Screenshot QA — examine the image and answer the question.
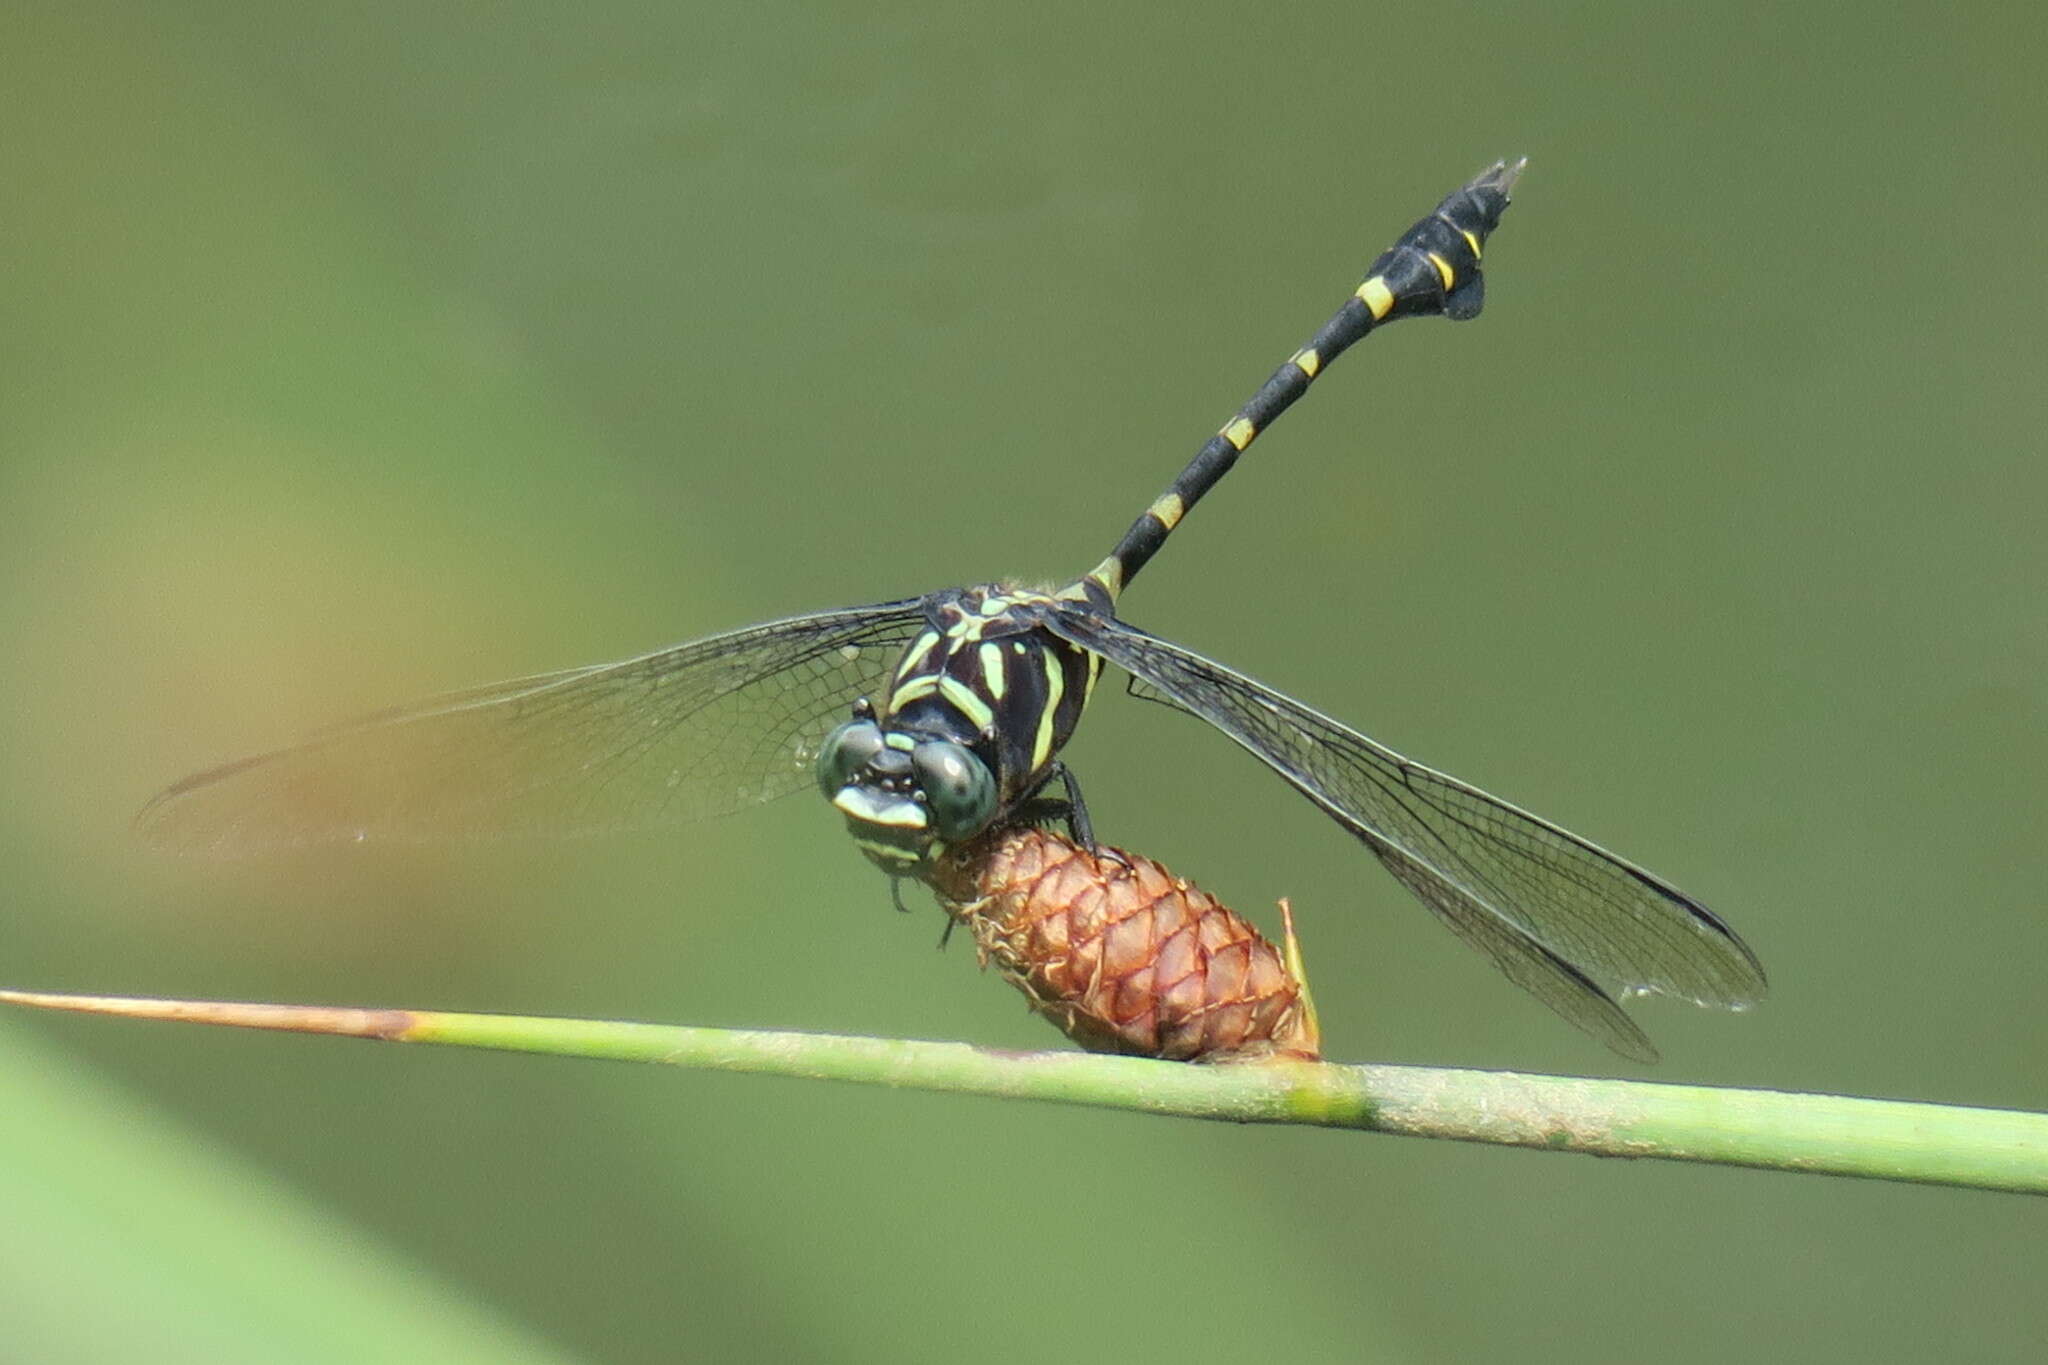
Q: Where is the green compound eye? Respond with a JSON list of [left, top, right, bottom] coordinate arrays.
[[911, 741, 996, 841], [816, 720, 884, 796]]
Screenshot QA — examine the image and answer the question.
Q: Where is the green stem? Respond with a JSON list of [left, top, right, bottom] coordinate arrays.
[[3, 989, 2040, 1195]]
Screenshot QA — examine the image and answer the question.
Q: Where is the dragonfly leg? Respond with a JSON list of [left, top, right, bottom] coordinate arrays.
[[1010, 762, 1093, 846], [1026, 763, 1134, 869]]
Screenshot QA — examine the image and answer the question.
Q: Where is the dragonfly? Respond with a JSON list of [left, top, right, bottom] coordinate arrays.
[[140, 160, 1765, 1061]]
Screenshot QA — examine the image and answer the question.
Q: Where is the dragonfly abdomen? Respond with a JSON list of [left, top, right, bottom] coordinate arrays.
[[1078, 158, 1524, 605]]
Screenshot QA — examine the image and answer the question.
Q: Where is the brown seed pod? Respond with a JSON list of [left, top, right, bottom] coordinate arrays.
[[926, 825, 1320, 1063]]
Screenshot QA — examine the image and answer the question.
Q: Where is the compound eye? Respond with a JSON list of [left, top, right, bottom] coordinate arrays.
[[911, 741, 997, 841], [816, 719, 885, 796]]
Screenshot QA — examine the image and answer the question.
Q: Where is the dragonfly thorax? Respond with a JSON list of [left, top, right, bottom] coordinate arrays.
[[816, 584, 1099, 873]]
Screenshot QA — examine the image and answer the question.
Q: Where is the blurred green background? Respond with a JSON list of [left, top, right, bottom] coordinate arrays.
[[4, 3, 2044, 1362]]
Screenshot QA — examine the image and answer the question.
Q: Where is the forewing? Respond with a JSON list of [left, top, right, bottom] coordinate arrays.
[[139, 599, 928, 855], [1048, 610, 1765, 1057]]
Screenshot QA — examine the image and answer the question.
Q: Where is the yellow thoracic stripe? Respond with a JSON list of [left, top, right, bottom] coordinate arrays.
[[896, 630, 941, 676], [945, 612, 987, 641], [1426, 251, 1455, 290], [1031, 658, 1066, 769], [938, 675, 994, 731], [1460, 228, 1482, 259], [1356, 276, 1395, 319], [888, 674, 938, 712], [978, 642, 1005, 700]]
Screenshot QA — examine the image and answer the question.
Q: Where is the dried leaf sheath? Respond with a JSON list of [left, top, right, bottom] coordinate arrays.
[[927, 827, 1320, 1062]]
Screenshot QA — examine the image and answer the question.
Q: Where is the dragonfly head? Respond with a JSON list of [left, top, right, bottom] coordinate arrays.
[[817, 712, 997, 874]]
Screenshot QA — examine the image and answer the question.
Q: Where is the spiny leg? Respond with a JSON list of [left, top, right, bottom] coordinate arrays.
[[1007, 760, 1104, 851]]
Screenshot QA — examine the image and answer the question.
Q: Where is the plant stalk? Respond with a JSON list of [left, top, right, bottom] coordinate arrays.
[[3, 989, 2040, 1196]]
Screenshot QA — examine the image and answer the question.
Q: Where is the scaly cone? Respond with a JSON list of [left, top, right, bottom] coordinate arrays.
[[928, 826, 1320, 1062]]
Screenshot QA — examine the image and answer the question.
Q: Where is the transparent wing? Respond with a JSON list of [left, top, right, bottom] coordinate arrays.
[[139, 599, 929, 855], [1048, 610, 1766, 1061]]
